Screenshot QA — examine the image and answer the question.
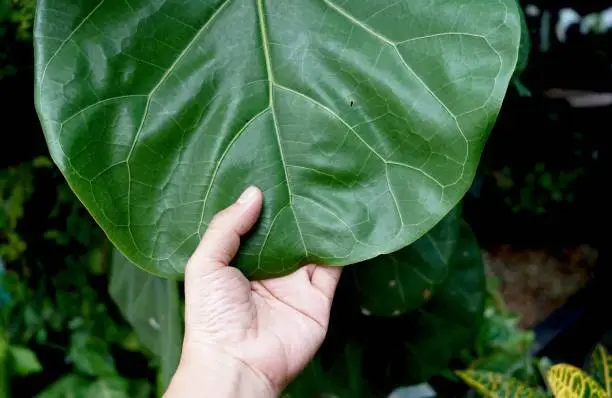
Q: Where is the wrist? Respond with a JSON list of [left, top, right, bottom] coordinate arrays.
[[165, 341, 277, 398]]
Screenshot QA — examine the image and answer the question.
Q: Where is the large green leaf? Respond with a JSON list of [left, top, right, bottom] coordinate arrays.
[[35, 0, 521, 278], [353, 206, 460, 316], [109, 250, 182, 388]]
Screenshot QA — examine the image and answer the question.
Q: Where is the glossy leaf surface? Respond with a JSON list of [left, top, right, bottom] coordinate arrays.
[[588, 345, 612, 396], [353, 206, 459, 316], [456, 370, 547, 398], [109, 250, 182, 388], [547, 364, 608, 398], [35, 0, 520, 278]]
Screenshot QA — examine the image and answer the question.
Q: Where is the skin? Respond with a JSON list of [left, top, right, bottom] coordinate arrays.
[[164, 186, 342, 397]]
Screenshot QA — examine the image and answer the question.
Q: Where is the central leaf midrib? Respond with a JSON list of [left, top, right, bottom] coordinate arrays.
[[255, 0, 308, 257]]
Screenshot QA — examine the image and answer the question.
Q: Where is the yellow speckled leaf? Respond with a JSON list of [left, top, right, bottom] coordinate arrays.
[[588, 345, 612, 396], [547, 364, 608, 398], [456, 370, 547, 398]]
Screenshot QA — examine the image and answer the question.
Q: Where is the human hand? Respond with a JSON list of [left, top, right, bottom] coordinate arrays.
[[165, 186, 342, 397]]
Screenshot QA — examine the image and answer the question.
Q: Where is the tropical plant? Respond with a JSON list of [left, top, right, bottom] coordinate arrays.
[[457, 344, 612, 398], [29, 0, 528, 395], [466, 275, 540, 382], [34, 0, 522, 277], [0, 158, 156, 397]]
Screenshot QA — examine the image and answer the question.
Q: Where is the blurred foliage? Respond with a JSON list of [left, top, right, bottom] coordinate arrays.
[[547, 363, 607, 398], [463, 1, 608, 248], [457, 345, 612, 397], [457, 370, 549, 398], [110, 251, 183, 390], [0, 159, 35, 262], [0, 0, 34, 40], [283, 257, 541, 397], [0, 157, 158, 396], [488, 161, 584, 215], [587, 345, 612, 395], [455, 275, 546, 390], [0, 0, 34, 77], [1, 3, 160, 394], [7, 0, 34, 41]]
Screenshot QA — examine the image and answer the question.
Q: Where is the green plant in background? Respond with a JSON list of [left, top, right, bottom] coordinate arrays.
[[457, 344, 612, 397], [466, 276, 541, 382], [0, 158, 158, 397], [0, 329, 42, 398], [5, 0, 34, 40], [0, 160, 35, 262], [110, 250, 182, 390], [285, 221, 487, 396], [0, 161, 39, 398], [492, 163, 584, 215], [0, 0, 35, 77], [29, 0, 526, 395]]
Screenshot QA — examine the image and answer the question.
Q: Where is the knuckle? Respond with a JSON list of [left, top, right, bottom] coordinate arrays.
[[211, 250, 233, 266], [208, 209, 230, 230]]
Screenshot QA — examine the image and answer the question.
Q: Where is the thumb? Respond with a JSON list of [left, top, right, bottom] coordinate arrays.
[[186, 186, 262, 277]]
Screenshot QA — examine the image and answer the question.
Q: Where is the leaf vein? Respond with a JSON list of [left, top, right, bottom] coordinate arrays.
[[60, 95, 147, 125], [38, 0, 106, 102], [197, 107, 270, 235], [123, 0, 231, 259], [256, 0, 308, 258], [322, 0, 472, 171]]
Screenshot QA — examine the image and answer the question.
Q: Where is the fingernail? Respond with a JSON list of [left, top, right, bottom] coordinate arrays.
[[237, 186, 259, 205]]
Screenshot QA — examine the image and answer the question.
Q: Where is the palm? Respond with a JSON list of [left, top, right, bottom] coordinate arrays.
[[185, 264, 340, 390]]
